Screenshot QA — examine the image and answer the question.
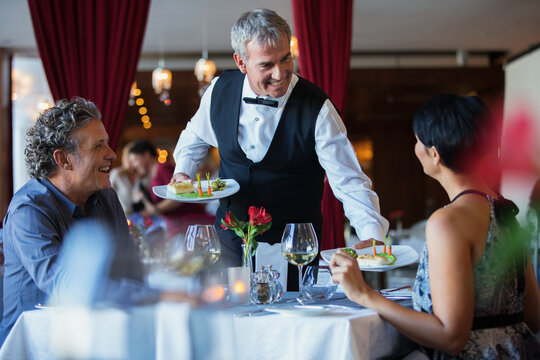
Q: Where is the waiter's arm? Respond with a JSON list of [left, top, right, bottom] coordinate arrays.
[[314, 100, 389, 241], [172, 78, 219, 182]]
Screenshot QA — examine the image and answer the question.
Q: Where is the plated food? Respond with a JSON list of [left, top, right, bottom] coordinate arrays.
[[356, 254, 393, 267], [341, 238, 396, 268], [153, 178, 240, 203], [320, 244, 419, 272]]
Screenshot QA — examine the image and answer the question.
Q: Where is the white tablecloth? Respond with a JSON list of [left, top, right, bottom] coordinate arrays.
[[0, 294, 412, 360]]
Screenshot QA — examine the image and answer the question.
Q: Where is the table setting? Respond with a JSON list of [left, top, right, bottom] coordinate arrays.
[[0, 184, 419, 360]]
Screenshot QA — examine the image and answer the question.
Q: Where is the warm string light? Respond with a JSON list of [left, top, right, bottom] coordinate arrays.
[[128, 81, 152, 130], [156, 148, 168, 163]]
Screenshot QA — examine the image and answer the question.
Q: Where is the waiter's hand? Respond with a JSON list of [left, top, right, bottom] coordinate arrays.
[[171, 172, 191, 183], [353, 239, 384, 249]]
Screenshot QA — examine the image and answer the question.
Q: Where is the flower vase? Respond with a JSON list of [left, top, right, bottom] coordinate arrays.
[[241, 243, 253, 272]]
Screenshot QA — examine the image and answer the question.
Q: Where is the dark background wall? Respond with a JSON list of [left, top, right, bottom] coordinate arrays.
[[120, 66, 504, 229]]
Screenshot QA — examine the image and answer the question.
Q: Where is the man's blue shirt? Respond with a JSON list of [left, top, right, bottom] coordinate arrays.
[[0, 178, 145, 345]]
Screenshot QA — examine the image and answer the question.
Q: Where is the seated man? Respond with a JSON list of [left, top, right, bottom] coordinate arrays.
[[0, 98, 190, 346]]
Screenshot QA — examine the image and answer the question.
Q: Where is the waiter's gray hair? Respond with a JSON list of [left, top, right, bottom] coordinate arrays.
[[25, 97, 101, 179], [231, 8, 291, 61]]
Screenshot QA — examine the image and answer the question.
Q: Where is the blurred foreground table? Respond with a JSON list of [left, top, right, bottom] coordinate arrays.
[[0, 292, 413, 360]]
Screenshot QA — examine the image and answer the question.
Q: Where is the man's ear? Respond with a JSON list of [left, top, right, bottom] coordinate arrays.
[[233, 53, 247, 74], [53, 149, 72, 170]]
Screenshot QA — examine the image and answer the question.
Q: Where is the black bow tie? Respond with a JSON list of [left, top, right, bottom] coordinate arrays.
[[243, 97, 279, 108]]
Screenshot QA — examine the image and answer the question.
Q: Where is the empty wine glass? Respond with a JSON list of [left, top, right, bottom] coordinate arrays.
[[280, 223, 318, 295], [184, 224, 221, 266]]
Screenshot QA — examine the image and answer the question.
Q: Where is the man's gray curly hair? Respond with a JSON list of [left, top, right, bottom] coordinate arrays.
[[231, 8, 291, 61], [25, 97, 101, 179]]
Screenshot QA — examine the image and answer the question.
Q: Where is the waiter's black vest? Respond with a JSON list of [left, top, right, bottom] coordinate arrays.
[[210, 70, 327, 245]]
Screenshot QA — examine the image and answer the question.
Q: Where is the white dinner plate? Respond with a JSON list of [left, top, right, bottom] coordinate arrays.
[[264, 305, 333, 317], [152, 179, 240, 203], [320, 245, 419, 272]]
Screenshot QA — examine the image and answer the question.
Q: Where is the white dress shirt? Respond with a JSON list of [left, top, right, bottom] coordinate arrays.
[[173, 73, 389, 241]]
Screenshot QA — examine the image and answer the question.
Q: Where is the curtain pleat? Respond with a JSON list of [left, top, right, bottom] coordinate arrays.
[[292, 0, 353, 251], [28, 0, 151, 150]]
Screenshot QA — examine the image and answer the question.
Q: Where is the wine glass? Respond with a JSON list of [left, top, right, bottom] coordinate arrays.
[[280, 223, 319, 295], [184, 224, 221, 265]]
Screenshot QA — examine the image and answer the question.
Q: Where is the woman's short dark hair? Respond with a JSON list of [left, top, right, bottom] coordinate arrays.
[[25, 98, 101, 178], [413, 93, 494, 172]]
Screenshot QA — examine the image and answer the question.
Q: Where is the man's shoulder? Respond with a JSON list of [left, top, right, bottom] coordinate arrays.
[[9, 178, 51, 210]]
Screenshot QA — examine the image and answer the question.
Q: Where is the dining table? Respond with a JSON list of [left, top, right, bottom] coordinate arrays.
[[0, 291, 415, 360]]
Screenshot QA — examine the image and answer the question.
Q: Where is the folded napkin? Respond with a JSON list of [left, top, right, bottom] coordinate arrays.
[[255, 242, 288, 291]]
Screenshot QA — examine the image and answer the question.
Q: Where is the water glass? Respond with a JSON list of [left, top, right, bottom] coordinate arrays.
[[301, 266, 338, 301]]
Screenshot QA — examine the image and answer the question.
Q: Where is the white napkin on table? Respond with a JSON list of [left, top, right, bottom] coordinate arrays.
[[255, 242, 288, 292]]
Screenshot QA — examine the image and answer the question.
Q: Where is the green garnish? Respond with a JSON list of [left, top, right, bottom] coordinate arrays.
[[342, 248, 358, 258], [211, 177, 227, 191], [380, 253, 396, 265]]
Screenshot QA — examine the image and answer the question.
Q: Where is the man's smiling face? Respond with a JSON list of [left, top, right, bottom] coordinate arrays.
[[234, 33, 294, 98]]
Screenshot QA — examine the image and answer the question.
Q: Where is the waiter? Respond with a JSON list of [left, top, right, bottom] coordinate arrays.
[[172, 8, 388, 289]]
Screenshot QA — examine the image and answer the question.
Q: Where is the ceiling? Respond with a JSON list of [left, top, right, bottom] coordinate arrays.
[[1, 0, 539, 65]]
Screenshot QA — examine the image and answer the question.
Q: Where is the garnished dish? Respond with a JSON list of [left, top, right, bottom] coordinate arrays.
[[153, 178, 240, 203], [341, 238, 396, 267], [320, 241, 418, 272], [167, 173, 226, 199]]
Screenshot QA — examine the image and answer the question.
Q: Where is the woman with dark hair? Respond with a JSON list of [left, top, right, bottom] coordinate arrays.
[[330, 94, 540, 358]]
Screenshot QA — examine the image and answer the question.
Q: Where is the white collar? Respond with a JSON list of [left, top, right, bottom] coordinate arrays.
[[242, 73, 299, 108]]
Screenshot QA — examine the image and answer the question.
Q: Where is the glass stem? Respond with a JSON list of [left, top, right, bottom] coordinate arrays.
[[298, 265, 303, 295]]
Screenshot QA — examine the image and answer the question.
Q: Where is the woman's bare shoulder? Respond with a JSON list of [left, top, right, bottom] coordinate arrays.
[[426, 197, 490, 246]]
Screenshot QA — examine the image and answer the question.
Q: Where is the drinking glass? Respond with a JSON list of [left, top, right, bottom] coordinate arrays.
[[280, 223, 318, 295], [184, 224, 221, 265], [302, 266, 338, 301]]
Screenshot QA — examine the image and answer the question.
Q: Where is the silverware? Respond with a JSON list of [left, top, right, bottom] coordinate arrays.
[[384, 296, 412, 300], [379, 285, 411, 294]]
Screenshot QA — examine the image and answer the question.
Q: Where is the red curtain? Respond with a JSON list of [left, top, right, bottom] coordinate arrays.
[[27, 0, 150, 150], [292, 0, 353, 251]]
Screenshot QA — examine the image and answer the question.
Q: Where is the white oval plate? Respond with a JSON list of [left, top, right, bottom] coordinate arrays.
[[320, 245, 419, 272], [152, 179, 240, 203]]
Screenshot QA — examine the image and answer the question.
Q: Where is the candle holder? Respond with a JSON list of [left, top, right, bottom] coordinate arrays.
[[228, 266, 251, 304]]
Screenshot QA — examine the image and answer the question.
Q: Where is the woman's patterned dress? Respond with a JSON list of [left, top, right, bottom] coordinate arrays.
[[412, 194, 540, 359]]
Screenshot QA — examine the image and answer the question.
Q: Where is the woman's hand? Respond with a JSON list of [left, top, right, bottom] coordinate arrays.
[[329, 249, 376, 306]]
